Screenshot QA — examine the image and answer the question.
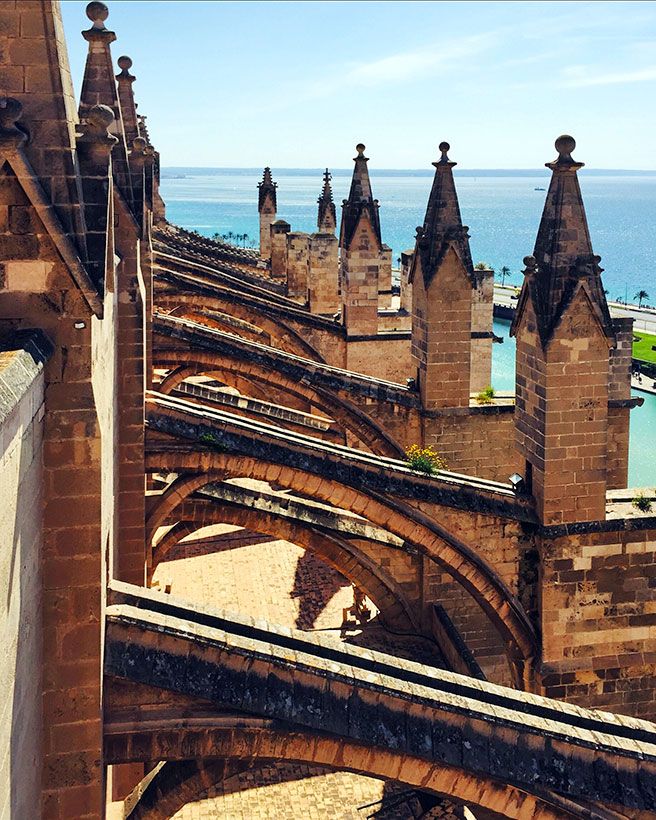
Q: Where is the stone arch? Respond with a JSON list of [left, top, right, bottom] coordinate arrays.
[[146, 473, 225, 546], [151, 349, 405, 458], [115, 722, 586, 820], [150, 495, 420, 632], [144, 448, 538, 686], [168, 306, 269, 345], [156, 291, 327, 362]]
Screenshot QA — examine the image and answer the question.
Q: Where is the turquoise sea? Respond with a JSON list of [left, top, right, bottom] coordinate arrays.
[[160, 168, 655, 487]]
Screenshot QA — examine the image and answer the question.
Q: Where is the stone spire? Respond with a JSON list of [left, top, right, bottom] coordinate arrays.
[[512, 135, 614, 347], [339, 143, 382, 250], [258, 166, 277, 213], [512, 136, 616, 526], [258, 167, 277, 259], [317, 168, 336, 233], [115, 54, 140, 146], [79, 1, 133, 205], [412, 141, 474, 286], [409, 142, 477, 409]]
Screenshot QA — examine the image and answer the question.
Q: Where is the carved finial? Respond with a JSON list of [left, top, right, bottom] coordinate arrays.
[[78, 104, 118, 156], [523, 255, 538, 274], [86, 1, 109, 29], [88, 104, 114, 131], [323, 167, 331, 184], [548, 134, 584, 170], [131, 136, 147, 155], [555, 134, 575, 160], [116, 55, 135, 82], [355, 143, 367, 160], [0, 97, 27, 147], [433, 140, 456, 169]]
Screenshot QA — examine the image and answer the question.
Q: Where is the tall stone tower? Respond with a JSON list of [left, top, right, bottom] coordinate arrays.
[[308, 169, 339, 314], [511, 136, 617, 525], [410, 142, 479, 409], [258, 166, 277, 259], [339, 143, 383, 336]]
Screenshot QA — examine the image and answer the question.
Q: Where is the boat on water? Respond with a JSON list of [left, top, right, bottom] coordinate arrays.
[[534, 186, 546, 191]]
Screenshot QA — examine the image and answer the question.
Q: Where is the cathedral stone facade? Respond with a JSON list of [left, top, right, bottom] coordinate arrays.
[[1, 3, 655, 819]]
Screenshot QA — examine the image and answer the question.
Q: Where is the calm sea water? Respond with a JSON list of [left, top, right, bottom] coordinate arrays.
[[160, 169, 655, 487]]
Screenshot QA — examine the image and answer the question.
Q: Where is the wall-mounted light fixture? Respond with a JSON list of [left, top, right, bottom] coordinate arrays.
[[509, 473, 524, 493]]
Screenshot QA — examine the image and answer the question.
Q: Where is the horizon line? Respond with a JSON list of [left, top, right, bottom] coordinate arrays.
[[161, 165, 656, 174]]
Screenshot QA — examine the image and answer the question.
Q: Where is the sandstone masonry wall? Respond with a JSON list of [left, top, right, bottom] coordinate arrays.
[[0, 343, 46, 820], [540, 524, 656, 720]]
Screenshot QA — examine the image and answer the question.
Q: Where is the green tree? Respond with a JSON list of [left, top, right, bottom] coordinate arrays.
[[499, 266, 511, 285], [634, 289, 650, 308]]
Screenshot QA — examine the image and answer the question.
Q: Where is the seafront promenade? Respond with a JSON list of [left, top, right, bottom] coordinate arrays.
[[493, 283, 656, 333]]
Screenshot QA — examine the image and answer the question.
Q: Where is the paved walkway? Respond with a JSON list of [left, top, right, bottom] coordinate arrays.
[[494, 285, 656, 334], [151, 525, 445, 819], [632, 374, 656, 396]]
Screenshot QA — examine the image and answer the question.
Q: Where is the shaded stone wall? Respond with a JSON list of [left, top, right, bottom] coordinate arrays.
[[0, 344, 45, 820]]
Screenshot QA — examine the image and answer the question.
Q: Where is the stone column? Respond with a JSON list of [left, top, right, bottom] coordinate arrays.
[[470, 266, 494, 394], [270, 219, 290, 280], [606, 316, 634, 489], [341, 221, 380, 336], [400, 250, 414, 313], [308, 232, 339, 315], [286, 231, 309, 302]]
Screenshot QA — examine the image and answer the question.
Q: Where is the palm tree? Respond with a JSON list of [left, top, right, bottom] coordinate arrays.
[[500, 266, 511, 286], [634, 289, 650, 308]]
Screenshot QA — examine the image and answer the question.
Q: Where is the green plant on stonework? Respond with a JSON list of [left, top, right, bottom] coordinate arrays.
[[474, 261, 491, 271], [632, 493, 653, 513], [405, 444, 447, 475], [475, 385, 495, 405], [199, 430, 226, 450]]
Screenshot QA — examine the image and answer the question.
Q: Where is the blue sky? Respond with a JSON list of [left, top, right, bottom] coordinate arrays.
[[60, 1, 656, 169]]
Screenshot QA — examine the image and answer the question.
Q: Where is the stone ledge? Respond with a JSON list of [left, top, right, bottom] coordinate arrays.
[[0, 328, 52, 427]]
